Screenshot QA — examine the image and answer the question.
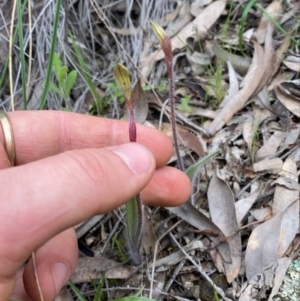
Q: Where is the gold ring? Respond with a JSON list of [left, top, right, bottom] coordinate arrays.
[[0, 111, 16, 166]]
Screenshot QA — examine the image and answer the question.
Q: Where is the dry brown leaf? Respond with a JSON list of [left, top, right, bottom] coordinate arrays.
[[124, 80, 148, 124], [252, 24, 275, 96], [272, 157, 299, 257], [71, 257, 132, 283], [250, 207, 272, 221], [165, 2, 193, 37], [274, 85, 300, 117], [207, 171, 242, 283], [245, 201, 298, 292], [220, 61, 239, 108], [161, 122, 205, 156], [283, 58, 300, 72], [253, 158, 283, 173], [235, 190, 260, 226], [255, 1, 282, 44], [255, 130, 285, 162], [167, 202, 232, 263], [140, 1, 226, 80], [267, 257, 292, 301], [270, 34, 291, 80], [208, 42, 265, 136]]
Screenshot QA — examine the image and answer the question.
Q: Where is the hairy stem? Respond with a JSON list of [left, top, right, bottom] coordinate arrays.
[[165, 59, 184, 171], [127, 106, 144, 265], [126, 194, 144, 265], [129, 108, 136, 142]]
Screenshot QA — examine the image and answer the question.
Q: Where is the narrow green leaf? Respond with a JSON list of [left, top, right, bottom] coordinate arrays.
[[185, 149, 221, 181], [69, 33, 103, 111], [93, 274, 105, 301], [126, 195, 143, 265], [65, 70, 77, 98], [49, 82, 64, 97], [58, 65, 68, 87], [238, 0, 257, 56], [52, 52, 62, 77], [68, 280, 89, 301]]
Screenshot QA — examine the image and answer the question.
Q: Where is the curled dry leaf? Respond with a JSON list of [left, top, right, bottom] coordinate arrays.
[[208, 42, 265, 136], [161, 122, 205, 156], [274, 85, 300, 117], [207, 171, 242, 283], [220, 60, 239, 107], [283, 56, 300, 72], [255, 130, 285, 162], [252, 24, 275, 96]]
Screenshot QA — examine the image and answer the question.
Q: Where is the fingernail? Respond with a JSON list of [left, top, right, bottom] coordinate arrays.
[[51, 262, 69, 293], [111, 143, 153, 174]]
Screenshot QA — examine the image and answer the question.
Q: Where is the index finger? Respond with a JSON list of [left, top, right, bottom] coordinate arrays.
[[2, 111, 173, 167]]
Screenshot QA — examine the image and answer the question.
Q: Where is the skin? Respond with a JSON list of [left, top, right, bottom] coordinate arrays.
[[0, 111, 191, 301]]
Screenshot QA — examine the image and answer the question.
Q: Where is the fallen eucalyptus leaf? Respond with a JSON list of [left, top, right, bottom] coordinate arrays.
[[207, 172, 242, 283]]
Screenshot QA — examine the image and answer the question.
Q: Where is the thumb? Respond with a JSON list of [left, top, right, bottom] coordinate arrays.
[[0, 143, 155, 285]]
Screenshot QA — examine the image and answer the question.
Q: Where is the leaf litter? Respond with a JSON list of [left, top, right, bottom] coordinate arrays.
[[1, 0, 299, 300]]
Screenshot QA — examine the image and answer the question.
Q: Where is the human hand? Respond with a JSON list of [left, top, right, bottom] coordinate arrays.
[[0, 111, 191, 301]]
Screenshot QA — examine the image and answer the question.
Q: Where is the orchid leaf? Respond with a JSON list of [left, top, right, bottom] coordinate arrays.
[[186, 149, 221, 181]]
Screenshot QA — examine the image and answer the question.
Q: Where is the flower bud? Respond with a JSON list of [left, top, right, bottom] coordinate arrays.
[[114, 63, 132, 100], [150, 20, 173, 62]]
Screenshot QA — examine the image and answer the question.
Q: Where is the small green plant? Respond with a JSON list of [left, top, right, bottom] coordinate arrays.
[[69, 276, 105, 301], [49, 52, 77, 109], [178, 95, 192, 113], [111, 234, 128, 263]]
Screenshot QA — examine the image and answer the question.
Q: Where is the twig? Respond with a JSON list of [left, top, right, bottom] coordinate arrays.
[[169, 233, 233, 301], [32, 251, 45, 301], [149, 220, 183, 299]]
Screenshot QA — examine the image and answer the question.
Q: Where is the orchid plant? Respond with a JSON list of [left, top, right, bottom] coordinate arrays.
[[114, 21, 185, 265], [114, 64, 144, 265]]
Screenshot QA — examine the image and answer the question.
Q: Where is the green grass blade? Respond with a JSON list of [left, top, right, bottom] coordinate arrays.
[[68, 280, 89, 301], [93, 274, 105, 301], [17, 0, 27, 109], [238, 0, 257, 56], [69, 33, 103, 111], [39, 0, 62, 109], [255, 3, 300, 47], [0, 0, 27, 105]]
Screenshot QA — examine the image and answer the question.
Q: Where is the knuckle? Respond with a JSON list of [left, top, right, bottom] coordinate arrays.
[[64, 149, 110, 188]]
